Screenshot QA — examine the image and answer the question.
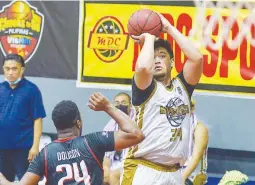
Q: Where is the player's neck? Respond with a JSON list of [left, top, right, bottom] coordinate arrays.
[[158, 77, 171, 87], [57, 128, 77, 139]]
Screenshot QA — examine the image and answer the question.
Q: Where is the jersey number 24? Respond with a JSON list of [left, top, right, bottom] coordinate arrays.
[[56, 160, 91, 185]]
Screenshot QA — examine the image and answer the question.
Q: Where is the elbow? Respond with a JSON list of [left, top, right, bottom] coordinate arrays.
[[135, 65, 151, 74], [135, 58, 153, 74], [139, 132, 145, 142], [135, 130, 145, 143]]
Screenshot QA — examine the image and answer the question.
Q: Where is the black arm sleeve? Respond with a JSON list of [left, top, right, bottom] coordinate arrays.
[[177, 71, 196, 98], [27, 150, 44, 177], [85, 131, 115, 162], [132, 77, 155, 106]]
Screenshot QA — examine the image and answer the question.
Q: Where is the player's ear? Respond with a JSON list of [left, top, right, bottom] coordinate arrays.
[[76, 119, 82, 129], [20, 66, 25, 76]]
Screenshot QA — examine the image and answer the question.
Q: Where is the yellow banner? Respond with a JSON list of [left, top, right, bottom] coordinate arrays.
[[78, 2, 255, 94]]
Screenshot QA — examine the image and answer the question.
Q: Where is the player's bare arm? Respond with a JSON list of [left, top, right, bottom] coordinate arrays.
[[182, 122, 208, 181], [88, 92, 145, 151], [158, 13, 203, 85], [0, 172, 40, 185], [131, 33, 156, 90]]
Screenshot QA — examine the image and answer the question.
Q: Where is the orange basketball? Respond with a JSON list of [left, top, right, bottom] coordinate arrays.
[[128, 9, 162, 37]]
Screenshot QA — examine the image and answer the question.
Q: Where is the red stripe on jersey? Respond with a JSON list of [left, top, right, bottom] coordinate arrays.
[[54, 136, 76, 143], [44, 147, 48, 183], [84, 138, 103, 170]]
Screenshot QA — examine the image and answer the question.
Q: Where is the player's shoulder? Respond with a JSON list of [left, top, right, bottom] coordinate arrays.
[[0, 81, 7, 92], [0, 81, 6, 87], [84, 132, 114, 147], [84, 131, 109, 139]]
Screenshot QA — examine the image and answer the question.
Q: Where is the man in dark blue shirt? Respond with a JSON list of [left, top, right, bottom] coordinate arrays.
[[0, 92, 144, 185], [0, 54, 46, 181]]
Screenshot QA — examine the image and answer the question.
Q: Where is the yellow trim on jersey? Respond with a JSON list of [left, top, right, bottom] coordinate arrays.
[[137, 106, 145, 129], [121, 158, 180, 185], [176, 77, 192, 107], [200, 146, 208, 173], [195, 122, 208, 174], [127, 82, 157, 158], [127, 158, 180, 172], [200, 154, 204, 172], [166, 80, 174, 92], [128, 105, 145, 158], [121, 159, 139, 185]]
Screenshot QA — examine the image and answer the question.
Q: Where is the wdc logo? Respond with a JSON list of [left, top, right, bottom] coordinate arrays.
[[160, 97, 189, 127]]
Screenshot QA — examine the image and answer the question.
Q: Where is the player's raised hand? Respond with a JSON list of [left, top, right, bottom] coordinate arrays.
[[131, 33, 156, 44], [87, 92, 112, 111], [157, 13, 171, 33]]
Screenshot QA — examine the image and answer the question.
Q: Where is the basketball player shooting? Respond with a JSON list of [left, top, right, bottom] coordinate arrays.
[[0, 93, 144, 185], [121, 12, 203, 185]]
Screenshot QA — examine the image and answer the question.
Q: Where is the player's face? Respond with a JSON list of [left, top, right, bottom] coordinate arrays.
[[153, 47, 171, 80], [114, 95, 131, 115], [3, 60, 24, 82]]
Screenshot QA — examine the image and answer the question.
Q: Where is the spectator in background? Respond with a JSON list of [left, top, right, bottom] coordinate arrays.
[[103, 92, 135, 185], [39, 134, 52, 152], [0, 54, 46, 181]]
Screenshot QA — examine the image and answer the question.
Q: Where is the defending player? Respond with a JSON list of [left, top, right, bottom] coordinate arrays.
[[121, 12, 203, 185], [0, 92, 144, 185]]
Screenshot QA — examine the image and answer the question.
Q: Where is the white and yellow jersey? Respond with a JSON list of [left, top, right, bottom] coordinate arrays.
[[127, 77, 192, 166]]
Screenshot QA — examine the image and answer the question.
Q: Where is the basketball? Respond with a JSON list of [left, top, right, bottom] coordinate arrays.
[[128, 9, 162, 37], [7, 1, 32, 21]]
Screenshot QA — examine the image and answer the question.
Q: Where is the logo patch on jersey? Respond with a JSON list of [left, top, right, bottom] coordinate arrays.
[[102, 131, 109, 138], [160, 97, 189, 127], [177, 87, 182, 95]]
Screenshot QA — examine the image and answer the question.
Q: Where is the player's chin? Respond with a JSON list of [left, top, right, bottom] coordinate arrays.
[[153, 71, 166, 80]]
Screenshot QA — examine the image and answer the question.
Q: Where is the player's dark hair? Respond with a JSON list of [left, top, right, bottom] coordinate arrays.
[[154, 39, 174, 59], [52, 100, 81, 130], [2, 54, 25, 67], [114, 92, 131, 103]]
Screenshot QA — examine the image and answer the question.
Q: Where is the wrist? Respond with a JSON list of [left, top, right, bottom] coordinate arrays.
[[145, 34, 156, 41], [105, 103, 116, 113], [165, 24, 173, 34], [32, 143, 39, 149]]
